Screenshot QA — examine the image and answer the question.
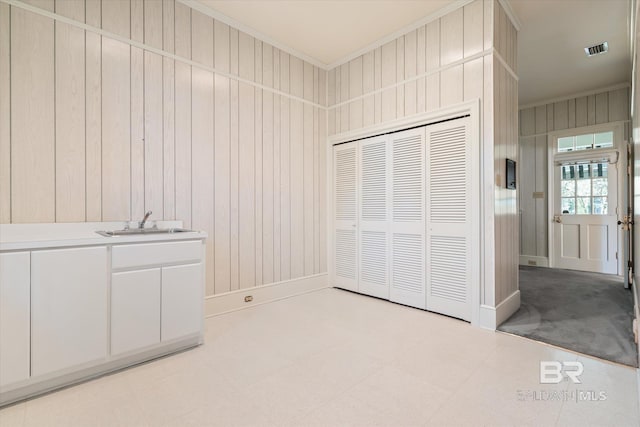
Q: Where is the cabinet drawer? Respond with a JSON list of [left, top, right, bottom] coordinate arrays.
[[112, 240, 202, 269]]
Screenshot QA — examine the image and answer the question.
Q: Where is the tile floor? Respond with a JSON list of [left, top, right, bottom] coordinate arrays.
[[1, 288, 639, 426]]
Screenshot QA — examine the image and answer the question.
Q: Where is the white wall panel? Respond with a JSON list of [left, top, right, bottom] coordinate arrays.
[[11, 6, 55, 223], [55, 1, 85, 222]]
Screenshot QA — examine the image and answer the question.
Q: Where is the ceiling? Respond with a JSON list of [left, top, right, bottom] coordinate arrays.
[[194, 0, 632, 106], [511, 0, 630, 106], [196, 0, 453, 66]]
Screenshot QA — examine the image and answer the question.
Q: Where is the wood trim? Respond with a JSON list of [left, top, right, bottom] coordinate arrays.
[[204, 273, 328, 316], [478, 289, 520, 330], [519, 255, 549, 267], [329, 48, 496, 110]]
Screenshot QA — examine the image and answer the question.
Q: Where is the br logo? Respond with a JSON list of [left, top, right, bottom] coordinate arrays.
[[540, 361, 584, 384]]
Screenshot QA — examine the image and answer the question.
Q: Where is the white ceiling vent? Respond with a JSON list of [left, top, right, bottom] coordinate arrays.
[[584, 42, 608, 57]]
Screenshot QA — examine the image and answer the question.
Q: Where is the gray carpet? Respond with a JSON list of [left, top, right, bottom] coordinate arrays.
[[499, 266, 638, 367]]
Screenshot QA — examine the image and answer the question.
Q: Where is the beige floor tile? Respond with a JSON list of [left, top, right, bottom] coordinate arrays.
[[0, 401, 26, 427], [345, 365, 453, 425], [241, 342, 383, 422], [2, 288, 638, 427]]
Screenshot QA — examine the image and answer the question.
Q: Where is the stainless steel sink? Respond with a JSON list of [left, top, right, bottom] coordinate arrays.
[[95, 228, 194, 237]]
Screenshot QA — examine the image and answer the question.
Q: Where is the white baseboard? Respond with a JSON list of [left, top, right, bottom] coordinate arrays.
[[204, 273, 329, 317], [478, 290, 521, 330], [519, 255, 549, 267]]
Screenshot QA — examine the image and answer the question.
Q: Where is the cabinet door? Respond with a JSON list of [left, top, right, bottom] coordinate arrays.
[[0, 252, 30, 388], [111, 269, 161, 356], [31, 247, 108, 377], [161, 263, 202, 342]]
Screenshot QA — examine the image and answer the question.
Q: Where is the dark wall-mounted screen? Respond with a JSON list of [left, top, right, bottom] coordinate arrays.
[[506, 159, 516, 189]]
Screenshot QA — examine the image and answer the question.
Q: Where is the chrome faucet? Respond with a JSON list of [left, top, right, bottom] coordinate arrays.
[[139, 210, 152, 229]]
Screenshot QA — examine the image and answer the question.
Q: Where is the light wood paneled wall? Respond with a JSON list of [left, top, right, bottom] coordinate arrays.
[[327, 0, 492, 136], [0, 0, 327, 298], [518, 86, 630, 260]]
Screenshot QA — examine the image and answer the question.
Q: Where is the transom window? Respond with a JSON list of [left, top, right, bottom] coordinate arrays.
[[557, 131, 613, 152], [560, 163, 608, 215]]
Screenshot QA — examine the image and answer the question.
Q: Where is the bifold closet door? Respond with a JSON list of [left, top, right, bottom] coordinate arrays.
[[426, 117, 474, 321], [333, 143, 358, 291], [358, 136, 389, 299], [389, 127, 426, 309]]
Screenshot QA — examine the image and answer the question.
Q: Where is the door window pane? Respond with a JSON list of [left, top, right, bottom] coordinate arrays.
[[562, 198, 576, 214], [576, 197, 592, 214], [592, 178, 608, 196], [593, 197, 608, 214], [558, 162, 609, 215], [558, 137, 574, 152], [594, 131, 614, 148], [557, 131, 614, 151], [576, 179, 591, 197], [561, 180, 575, 197], [576, 134, 593, 150]]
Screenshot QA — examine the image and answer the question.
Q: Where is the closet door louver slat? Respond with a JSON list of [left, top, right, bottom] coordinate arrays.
[[426, 119, 473, 321], [333, 145, 358, 291], [389, 127, 426, 309], [358, 136, 390, 299]]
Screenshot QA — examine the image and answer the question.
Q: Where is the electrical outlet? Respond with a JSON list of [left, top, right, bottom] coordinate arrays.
[[244, 295, 253, 303]]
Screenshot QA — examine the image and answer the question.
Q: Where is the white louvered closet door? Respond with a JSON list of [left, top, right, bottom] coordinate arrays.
[[389, 127, 426, 309], [358, 136, 390, 299], [426, 117, 475, 321], [334, 143, 358, 291]]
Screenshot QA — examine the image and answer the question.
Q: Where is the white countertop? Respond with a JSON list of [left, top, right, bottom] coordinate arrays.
[[0, 222, 207, 251]]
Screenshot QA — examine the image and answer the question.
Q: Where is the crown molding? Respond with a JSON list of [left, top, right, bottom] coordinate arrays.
[[178, 0, 329, 69], [326, 0, 475, 70], [498, 0, 522, 32]]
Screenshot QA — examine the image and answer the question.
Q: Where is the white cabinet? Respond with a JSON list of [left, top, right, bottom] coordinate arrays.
[[0, 252, 30, 388], [110, 262, 203, 351], [31, 247, 108, 377], [0, 225, 206, 407], [111, 269, 161, 356], [161, 263, 203, 342]]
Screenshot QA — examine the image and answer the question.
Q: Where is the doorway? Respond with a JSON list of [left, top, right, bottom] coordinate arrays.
[[502, 122, 637, 366], [549, 124, 625, 275]]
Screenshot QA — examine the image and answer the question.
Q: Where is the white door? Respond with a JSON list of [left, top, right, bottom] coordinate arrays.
[[358, 135, 390, 299], [426, 117, 474, 321], [334, 143, 358, 291], [389, 127, 426, 309], [553, 161, 618, 274]]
